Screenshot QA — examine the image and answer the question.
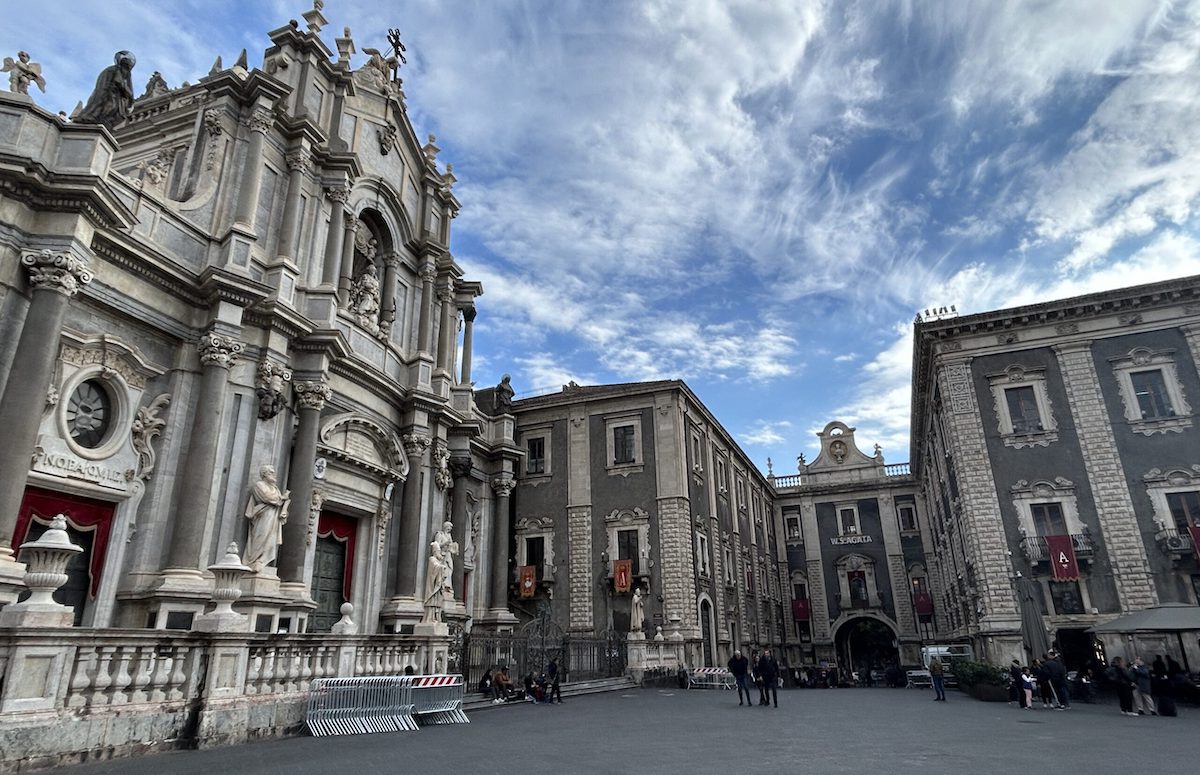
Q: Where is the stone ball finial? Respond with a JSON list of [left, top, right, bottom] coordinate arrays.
[[340, 602, 354, 617]]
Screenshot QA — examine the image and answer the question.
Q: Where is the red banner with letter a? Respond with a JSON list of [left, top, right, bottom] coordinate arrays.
[[1189, 525, 1200, 562], [613, 559, 632, 593], [913, 591, 934, 616], [1045, 534, 1080, 581], [519, 565, 537, 598], [792, 598, 810, 621]]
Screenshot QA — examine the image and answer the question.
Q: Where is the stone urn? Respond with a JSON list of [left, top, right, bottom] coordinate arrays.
[[195, 542, 251, 632], [0, 514, 83, 627]]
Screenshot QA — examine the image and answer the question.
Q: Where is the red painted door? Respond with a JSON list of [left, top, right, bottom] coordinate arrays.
[[15, 487, 116, 626]]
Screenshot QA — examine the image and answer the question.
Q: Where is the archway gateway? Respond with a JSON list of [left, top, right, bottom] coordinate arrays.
[[834, 616, 899, 684]]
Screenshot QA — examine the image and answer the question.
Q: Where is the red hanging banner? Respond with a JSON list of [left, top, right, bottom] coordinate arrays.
[[614, 559, 632, 593], [518, 565, 537, 598], [1045, 534, 1080, 581], [1188, 525, 1200, 562], [913, 591, 935, 616], [792, 598, 810, 621]]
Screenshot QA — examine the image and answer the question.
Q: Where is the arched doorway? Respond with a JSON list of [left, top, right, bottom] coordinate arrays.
[[834, 617, 899, 685]]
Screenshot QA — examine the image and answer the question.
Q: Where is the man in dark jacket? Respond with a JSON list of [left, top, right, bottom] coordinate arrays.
[[728, 650, 753, 707], [1042, 650, 1070, 709], [757, 648, 780, 707]]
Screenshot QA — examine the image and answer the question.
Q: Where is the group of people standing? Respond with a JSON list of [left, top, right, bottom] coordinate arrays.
[[727, 648, 781, 707], [1009, 650, 1072, 710], [1105, 654, 1185, 717]]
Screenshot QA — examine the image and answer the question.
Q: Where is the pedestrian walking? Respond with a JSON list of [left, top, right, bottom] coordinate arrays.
[[728, 649, 754, 707], [1151, 655, 1175, 717], [1107, 657, 1136, 716], [928, 656, 947, 701], [1130, 656, 1156, 715], [547, 658, 563, 704], [1032, 660, 1053, 708], [757, 648, 780, 708], [1044, 650, 1070, 709]]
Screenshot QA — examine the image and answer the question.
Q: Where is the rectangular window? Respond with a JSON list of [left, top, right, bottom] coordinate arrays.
[[716, 458, 727, 492], [1131, 369, 1174, 418], [1167, 490, 1200, 531], [618, 528, 639, 575], [696, 533, 710, 577], [525, 536, 545, 580], [1031, 502, 1067, 536], [898, 503, 918, 532], [839, 507, 859, 535], [723, 547, 733, 584], [797, 619, 811, 642], [526, 437, 545, 474], [793, 582, 808, 601], [613, 425, 636, 465], [1004, 385, 1042, 433], [691, 434, 704, 471], [786, 516, 801, 541], [1049, 581, 1084, 615]]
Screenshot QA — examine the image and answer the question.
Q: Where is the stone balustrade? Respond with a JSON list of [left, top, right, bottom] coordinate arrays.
[[0, 627, 454, 770]]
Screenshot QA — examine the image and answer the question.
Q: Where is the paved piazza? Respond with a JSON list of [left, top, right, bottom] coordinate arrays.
[[52, 688, 1194, 775]]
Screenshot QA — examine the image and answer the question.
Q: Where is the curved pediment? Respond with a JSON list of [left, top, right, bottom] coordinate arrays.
[[318, 413, 408, 482]]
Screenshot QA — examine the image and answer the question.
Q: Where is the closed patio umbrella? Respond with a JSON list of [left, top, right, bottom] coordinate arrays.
[[1017, 573, 1050, 662]]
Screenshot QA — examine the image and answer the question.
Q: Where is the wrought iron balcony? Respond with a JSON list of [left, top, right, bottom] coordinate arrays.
[[1019, 532, 1094, 564]]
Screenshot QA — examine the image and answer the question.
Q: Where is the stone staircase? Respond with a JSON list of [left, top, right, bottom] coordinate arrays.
[[463, 675, 638, 712]]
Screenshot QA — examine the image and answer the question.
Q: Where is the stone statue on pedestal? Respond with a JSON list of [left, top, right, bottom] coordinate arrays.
[[422, 543, 448, 623], [630, 587, 645, 633], [495, 374, 515, 413], [242, 465, 290, 573], [2, 51, 45, 95], [76, 51, 136, 129]]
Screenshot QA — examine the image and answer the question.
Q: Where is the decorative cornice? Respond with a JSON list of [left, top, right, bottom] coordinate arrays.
[[294, 379, 332, 411], [198, 332, 243, 369], [21, 250, 94, 296]]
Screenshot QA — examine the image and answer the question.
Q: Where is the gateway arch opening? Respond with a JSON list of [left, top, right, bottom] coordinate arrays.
[[835, 617, 899, 685]]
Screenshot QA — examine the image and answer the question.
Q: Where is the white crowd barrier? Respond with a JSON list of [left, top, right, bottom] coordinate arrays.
[[689, 667, 736, 690], [306, 674, 466, 736]]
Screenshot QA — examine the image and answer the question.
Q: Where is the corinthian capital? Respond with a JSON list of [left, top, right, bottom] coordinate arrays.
[[246, 108, 274, 135], [448, 455, 473, 480], [418, 266, 438, 284], [294, 379, 332, 411], [198, 332, 244, 369], [326, 186, 351, 204], [285, 149, 311, 173], [402, 433, 431, 457], [491, 475, 516, 498], [21, 250, 94, 297]]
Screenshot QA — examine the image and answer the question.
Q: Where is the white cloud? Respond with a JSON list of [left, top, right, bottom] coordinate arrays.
[[740, 419, 794, 447]]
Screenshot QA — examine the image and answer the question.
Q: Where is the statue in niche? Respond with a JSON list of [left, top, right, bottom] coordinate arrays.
[[76, 51, 136, 129], [495, 374, 515, 413], [242, 464, 290, 573], [422, 527, 456, 623], [349, 271, 381, 333], [431, 520, 458, 591], [3, 51, 45, 95]]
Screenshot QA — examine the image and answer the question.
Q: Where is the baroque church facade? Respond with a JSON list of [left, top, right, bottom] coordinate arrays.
[[0, 4, 520, 638]]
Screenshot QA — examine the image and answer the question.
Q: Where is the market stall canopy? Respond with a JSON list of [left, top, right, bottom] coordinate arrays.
[[1090, 603, 1200, 633]]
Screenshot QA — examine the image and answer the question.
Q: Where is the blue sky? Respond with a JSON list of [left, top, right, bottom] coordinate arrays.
[[7, 0, 1200, 472]]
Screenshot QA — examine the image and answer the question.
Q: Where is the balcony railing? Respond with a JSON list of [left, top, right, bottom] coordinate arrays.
[[1019, 532, 1095, 564], [884, 463, 911, 477]]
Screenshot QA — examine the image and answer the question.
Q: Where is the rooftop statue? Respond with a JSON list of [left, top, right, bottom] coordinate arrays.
[[2, 51, 45, 95], [76, 51, 136, 129]]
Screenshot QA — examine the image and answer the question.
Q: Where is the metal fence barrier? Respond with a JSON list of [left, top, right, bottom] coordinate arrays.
[[306, 674, 467, 737], [410, 674, 469, 725], [689, 667, 735, 690]]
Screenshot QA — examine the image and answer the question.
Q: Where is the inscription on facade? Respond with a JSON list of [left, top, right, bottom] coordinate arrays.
[[33, 449, 130, 488], [829, 534, 874, 546]]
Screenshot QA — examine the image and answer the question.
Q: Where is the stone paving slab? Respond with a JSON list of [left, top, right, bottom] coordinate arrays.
[[49, 688, 1195, 775]]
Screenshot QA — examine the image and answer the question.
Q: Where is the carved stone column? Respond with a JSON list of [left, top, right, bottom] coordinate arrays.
[[320, 187, 350, 287], [0, 251, 93, 564], [379, 253, 401, 336], [165, 331, 244, 572], [435, 285, 456, 372], [233, 107, 273, 229], [337, 218, 359, 307], [448, 455, 473, 596], [274, 149, 310, 263], [395, 433, 431, 598], [460, 306, 476, 384], [489, 476, 515, 611], [416, 264, 436, 354], [278, 379, 331, 583]]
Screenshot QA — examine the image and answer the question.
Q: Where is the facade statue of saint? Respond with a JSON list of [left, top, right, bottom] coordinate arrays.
[[2, 51, 45, 95], [432, 520, 458, 590], [422, 543, 448, 622], [495, 374, 515, 413], [630, 587, 645, 633], [76, 51, 136, 129], [242, 464, 290, 573], [349, 271, 381, 332]]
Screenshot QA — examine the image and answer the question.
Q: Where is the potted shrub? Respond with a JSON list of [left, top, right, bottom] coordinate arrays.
[[953, 661, 1010, 702]]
